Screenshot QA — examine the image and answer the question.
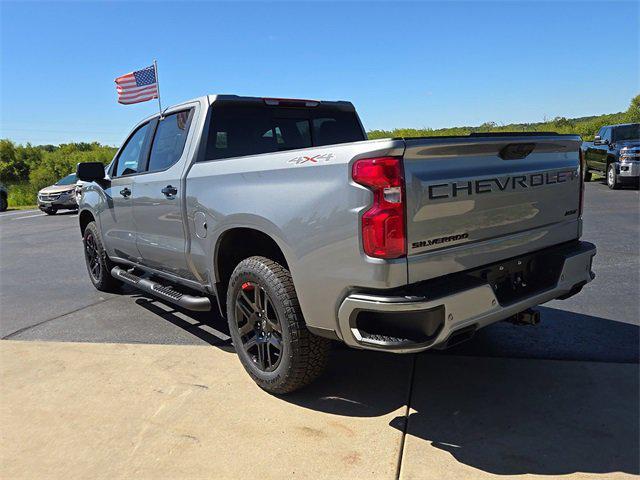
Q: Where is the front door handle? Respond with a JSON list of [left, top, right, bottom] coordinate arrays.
[[119, 187, 131, 198], [161, 185, 178, 198]]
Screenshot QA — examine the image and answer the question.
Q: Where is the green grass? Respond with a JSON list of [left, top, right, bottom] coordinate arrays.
[[3, 204, 38, 211]]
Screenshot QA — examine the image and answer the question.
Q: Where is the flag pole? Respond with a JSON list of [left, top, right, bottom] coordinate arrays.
[[154, 59, 162, 115]]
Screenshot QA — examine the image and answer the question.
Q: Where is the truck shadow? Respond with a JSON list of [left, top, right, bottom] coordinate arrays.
[[283, 307, 639, 477], [132, 296, 235, 353]]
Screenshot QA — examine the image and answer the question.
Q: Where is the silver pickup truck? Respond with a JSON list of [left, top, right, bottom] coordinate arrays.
[[77, 95, 596, 393]]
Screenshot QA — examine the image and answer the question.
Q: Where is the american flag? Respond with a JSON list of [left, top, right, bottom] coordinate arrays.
[[115, 65, 158, 104]]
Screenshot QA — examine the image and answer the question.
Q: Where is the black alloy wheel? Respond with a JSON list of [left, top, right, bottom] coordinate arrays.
[[234, 281, 283, 372], [82, 221, 121, 292], [84, 231, 102, 283], [226, 256, 330, 394]]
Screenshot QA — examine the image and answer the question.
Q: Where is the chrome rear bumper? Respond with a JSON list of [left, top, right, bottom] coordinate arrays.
[[337, 241, 596, 353]]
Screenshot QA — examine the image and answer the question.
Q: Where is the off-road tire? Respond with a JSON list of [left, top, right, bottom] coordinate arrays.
[[226, 256, 331, 394], [83, 221, 121, 292], [44, 208, 57, 215], [0, 195, 7, 212], [607, 164, 620, 190]]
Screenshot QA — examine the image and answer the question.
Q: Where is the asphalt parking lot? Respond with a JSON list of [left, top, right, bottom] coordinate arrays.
[[1, 181, 638, 479]]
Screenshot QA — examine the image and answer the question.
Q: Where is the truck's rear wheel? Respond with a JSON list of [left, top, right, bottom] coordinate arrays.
[[226, 256, 330, 394], [83, 221, 121, 292]]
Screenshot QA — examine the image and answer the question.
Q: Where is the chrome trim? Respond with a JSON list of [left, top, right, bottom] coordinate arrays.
[[337, 242, 596, 353]]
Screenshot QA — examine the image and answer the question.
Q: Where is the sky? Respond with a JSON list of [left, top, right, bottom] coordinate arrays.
[[1, 1, 638, 146]]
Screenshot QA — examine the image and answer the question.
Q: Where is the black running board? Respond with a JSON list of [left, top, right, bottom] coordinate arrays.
[[111, 266, 211, 312]]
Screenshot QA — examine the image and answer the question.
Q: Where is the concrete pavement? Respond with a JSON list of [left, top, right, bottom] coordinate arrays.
[[2, 340, 409, 480], [2, 340, 637, 479]]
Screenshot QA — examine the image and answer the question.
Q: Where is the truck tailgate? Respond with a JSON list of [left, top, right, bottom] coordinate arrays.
[[402, 135, 582, 283]]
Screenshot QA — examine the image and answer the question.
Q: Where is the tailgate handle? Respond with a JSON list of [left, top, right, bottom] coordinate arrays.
[[499, 143, 535, 160]]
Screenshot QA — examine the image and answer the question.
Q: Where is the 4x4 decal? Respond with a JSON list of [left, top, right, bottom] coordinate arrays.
[[288, 153, 335, 165]]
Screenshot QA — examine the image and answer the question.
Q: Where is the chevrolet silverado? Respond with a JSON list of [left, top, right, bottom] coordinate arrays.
[[76, 95, 596, 393]]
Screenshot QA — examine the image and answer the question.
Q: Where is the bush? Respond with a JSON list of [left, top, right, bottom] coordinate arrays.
[[6, 182, 39, 207]]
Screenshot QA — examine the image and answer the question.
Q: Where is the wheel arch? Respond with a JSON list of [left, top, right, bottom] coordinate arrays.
[[213, 226, 291, 317], [79, 209, 95, 236]]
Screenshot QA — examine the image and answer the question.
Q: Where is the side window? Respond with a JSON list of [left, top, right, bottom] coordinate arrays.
[[597, 127, 605, 139], [114, 123, 150, 177], [602, 128, 612, 142], [146, 109, 194, 172]]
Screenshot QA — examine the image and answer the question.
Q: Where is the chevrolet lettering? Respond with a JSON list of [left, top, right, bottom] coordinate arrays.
[[427, 169, 578, 200]]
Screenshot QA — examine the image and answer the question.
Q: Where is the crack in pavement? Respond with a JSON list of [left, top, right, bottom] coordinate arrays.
[[2, 296, 118, 340], [395, 354, 417, 480]]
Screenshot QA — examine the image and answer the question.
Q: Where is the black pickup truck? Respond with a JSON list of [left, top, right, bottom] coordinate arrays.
[[583, 123, 640, 189]]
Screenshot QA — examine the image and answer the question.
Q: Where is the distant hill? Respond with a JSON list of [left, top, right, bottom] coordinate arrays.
[[368, 95, 639, 141]]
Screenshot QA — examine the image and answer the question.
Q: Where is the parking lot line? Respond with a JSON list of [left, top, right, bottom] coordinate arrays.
[[12, 213, 46, 220], [0, 209, 38, 217]]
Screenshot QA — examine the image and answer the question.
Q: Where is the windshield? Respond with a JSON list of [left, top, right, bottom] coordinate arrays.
[[56, 174, 77, 185], [613, 124, 640, 142]]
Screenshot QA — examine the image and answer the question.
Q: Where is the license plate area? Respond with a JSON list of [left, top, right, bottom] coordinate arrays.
[[473, 252, 564, 305]]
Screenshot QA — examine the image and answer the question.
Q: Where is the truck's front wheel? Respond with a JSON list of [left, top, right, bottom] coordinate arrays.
[[607, 164, 621, 190], [226, 256, 330, 394], [83, 221, 121, 292]]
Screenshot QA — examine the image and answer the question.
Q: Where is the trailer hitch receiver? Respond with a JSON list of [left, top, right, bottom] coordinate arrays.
[[506, 308, 540, 326]]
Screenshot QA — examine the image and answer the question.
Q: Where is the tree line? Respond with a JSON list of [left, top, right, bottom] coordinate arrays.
[[368, 94, 639, 140], [0, 141, 117, 206], [1, 94, 638, 207]]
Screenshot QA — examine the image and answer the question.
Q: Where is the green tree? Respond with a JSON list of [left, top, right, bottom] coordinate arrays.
[[0, 139, 29, 182], [627, 94, 640, 123]]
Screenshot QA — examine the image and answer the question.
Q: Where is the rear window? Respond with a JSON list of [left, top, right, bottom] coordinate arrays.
[[205, 105, 364, 160]]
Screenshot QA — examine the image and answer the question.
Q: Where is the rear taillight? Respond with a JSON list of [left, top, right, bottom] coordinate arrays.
[[579, 148, 585, 217], [352, 157, 406, 259]]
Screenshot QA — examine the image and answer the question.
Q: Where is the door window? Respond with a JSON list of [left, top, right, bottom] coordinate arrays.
[[113, 123, 150, 177], [146, 109, 194, 172], [602, 128, 612, 143]]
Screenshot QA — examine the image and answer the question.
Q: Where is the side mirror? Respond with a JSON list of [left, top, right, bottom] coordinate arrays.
[[77, 162, 106, 182], [593, 135, 602, 145]]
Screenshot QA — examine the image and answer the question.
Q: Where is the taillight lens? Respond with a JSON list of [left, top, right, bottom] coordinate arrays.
[[352, 157, 406, 259], [579, 148, 585, 217]]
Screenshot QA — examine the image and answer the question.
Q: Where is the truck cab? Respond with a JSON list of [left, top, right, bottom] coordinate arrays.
[[584, 123, 640, 189]]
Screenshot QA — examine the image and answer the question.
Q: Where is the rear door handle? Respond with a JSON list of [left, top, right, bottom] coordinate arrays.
[[161, 185, 178, 198], [119, 187, 131, 198]]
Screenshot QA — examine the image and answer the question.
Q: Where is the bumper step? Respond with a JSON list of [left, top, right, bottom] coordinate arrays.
[[111, 266, 211, 312]]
